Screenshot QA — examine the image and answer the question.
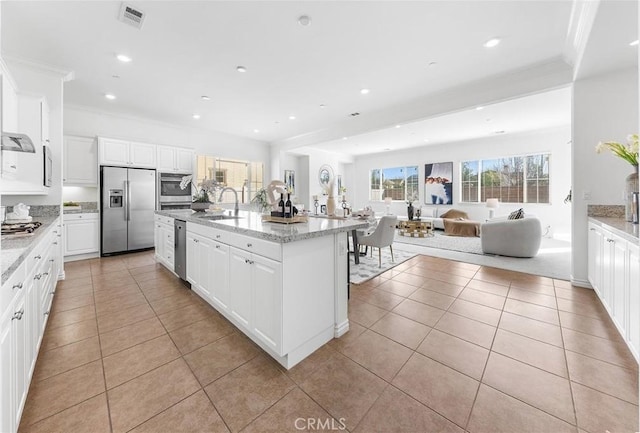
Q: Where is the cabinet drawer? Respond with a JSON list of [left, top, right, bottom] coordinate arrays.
[[154, 215, 174, 226], [1, 261, 26, 314], [188, 223, 232, 244], [225, 232, 282, 261], [64, 213, 99, 222]]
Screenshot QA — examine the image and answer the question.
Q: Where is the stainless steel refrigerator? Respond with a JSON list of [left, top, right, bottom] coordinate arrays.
[[101, 166, 156, 255]]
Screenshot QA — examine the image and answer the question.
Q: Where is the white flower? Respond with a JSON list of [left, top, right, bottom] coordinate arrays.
[[180, 175, 193, 190]]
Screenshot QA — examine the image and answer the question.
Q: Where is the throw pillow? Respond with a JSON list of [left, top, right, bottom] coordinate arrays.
[[508, 208, 525, 220], [440, 209, 469, 219]]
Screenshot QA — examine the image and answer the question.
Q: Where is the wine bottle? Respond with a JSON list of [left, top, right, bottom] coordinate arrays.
[[284, 193, 292, 218], [278, 193, 285, 217]]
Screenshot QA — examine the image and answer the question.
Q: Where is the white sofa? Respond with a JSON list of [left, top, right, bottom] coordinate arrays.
[[415, 207, 446, 230], [480, 215, 542, 258]]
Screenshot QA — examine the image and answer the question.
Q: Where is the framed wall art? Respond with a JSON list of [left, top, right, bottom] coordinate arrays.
[[424, 162, 453, 205], [284, 169, 295, 195]]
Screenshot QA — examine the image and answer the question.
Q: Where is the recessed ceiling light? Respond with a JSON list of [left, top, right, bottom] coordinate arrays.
[[342, 137, 348, 140], [297, 15, 312, 26], [630, 40, 639, 46], [253, 129, 260, 133], [116, 54, 132, 63], [237, 66, 247, 73], [360, 88, 370, 95], [476, 106, 484, 111], [424, 139, 429, 143], [201, 95, 210, 101], [192, 114, 201, 120], [483, 38, 501, 48], [105, 93, 116, 100], [395, 124, 401, 128], [289, 115, 296, 120]]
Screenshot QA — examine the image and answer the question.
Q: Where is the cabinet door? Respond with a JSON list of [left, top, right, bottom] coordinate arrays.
[[64, 219, 99, 256], [175, 149, 194, 173], [627, 244, 640, 358], [210, 241, 230, 311], [587, 224, 603, 293], [25, 273, 40, 378], [99, 138, 129, 166], [129, 142, 156, 168], [154, 222, 165, 262], [186, 232, 200, 286], [12, 294, 26, 423], [229, 247, 252, 330], [64, 136, 97, 185], [611, 235, 627, 332], [2, 73, 18, 132], [157, 146, 175, 172], [251, 254, 282, 353], [194, 237, 213, 301], [40, 99, 50, 144], [0, 309, 15, 433]]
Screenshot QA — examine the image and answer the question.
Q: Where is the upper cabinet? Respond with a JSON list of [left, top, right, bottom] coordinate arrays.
[[63, 136, 97, 185], [157, 145, 193, 173], [0, 94, 50, 195], [98, 138, 156, 168]]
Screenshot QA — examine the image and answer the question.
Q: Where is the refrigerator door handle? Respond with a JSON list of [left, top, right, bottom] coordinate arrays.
[[126, 180, 132, 221]]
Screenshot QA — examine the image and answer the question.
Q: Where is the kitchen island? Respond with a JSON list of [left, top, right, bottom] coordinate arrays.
[[155, 209, 368, 369]]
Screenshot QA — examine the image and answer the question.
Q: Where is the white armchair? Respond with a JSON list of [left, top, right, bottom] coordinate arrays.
[[480, 216, 542, 257], [358, 215, 398, 267]]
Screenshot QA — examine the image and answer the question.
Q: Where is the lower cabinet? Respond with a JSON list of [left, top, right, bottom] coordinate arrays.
[[63, 213, 99, 257], [154, 216, 174, 271], [0, 218, 62, 432], [588, 220, 640, 360]]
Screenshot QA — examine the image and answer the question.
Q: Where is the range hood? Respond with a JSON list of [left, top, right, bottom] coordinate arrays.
[[1, 132, 36, 153]]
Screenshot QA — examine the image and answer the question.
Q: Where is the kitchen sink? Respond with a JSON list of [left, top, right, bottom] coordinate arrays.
[[206, 215, 242, 221]]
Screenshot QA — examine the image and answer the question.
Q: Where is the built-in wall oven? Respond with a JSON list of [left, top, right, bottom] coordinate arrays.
[[157, 172, 192, 210]]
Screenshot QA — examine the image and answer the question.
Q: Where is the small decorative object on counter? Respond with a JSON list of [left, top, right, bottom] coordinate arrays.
[[596, 134, 639, 222], [313, 196, 319, 215], [284, 193, 292, 218]]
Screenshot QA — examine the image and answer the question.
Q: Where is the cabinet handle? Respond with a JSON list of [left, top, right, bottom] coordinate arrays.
[[246, 243, 253, 248], [215, 245, 220, 249], [43, 272, 49, 276], [44, 311, 50, 316], [12, 282, 23, 290], [607, 238, 615, 243], [34, 273, 42, 280], [53, 242, 58, 245], [34, 254, 42, 259], [12, 310, 24, 321], [589, 228, 596, 231], [50, 291, 55, 295], [216, 235, 221, 239], [9, 164, 16, 169], [57, 235, 61, 237], [245, 259, 254, 265], [49, 259, 54, 263]]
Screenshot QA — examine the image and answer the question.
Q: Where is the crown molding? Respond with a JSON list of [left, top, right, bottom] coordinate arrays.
[[2, 54, 75, 81], [563, 0, 601, 79]]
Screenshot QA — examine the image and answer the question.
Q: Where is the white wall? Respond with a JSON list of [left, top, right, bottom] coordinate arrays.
[[64, 106, 271, 178], [353, 126, 572, 237], [572, 67, 639, 284], [2, 61, 65, 207], [62, 186, 98, 203]]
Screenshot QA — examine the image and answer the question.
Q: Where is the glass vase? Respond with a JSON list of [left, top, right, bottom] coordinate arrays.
[[625, 165, 639, 222]]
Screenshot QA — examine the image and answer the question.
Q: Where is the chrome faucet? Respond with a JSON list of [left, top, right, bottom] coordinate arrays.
[[219, 187, 239, 216]]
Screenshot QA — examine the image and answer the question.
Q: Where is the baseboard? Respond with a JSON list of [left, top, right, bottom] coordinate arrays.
[[570, 277, 592, 289], [64, 252, 99, 262]]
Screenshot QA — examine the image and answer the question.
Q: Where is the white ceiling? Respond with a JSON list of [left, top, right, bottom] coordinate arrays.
[[1, 1, 636, 156]]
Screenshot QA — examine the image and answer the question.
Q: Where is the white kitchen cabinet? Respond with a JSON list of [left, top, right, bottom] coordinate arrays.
[[154, 215, 174, 271], [209, 241, 230, 312], [1, 94, 49, 195], [63, 213, 99, 257], [186, 232, 213, 302], [228, 247, 253, 330], [587, 220, 640, 361], [1, 72, 19, 181], [63, 136, 97, 185], [157, 145, 193, 173], [250, 253, 282, 352], [0, 219, 61, 432], [98, 138, 156, 168]]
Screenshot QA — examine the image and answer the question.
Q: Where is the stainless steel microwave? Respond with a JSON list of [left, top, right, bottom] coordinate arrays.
[[43, 144, 52, 187]]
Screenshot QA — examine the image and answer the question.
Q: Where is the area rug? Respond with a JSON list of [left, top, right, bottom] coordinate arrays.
[[394, 231, 484, 254], [349, 248, 417, 284]]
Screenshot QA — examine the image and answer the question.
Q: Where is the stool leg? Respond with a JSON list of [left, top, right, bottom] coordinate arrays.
[[390, 245, 394, 262], [378, 248, 382, 268]]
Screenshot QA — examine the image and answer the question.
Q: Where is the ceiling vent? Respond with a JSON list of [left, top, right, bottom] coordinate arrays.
[[118, 3, 146, 29]]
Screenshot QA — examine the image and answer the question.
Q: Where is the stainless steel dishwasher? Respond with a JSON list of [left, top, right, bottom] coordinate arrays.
[[174, 219, 187, 280]]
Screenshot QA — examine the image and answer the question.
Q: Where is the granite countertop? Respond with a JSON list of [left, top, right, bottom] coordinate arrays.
[[1, 216, 60, 286], [589, 217, 639, 244], [156, 210, 369, 243]]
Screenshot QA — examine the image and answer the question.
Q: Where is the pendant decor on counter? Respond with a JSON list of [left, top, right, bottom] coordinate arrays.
[[625, 165, 639, 222], [407, 203, 414, 221], [326, 197, 336, 216]]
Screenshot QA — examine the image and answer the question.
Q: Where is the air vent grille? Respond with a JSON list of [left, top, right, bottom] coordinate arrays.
[[118, 3, 146, 29]]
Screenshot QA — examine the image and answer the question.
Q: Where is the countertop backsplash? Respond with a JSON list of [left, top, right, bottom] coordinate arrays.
[[587, 205, 625, 218], [4, 204, 60, 218]]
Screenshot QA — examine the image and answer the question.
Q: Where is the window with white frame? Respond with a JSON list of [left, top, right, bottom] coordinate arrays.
[[369, 166, 419, 201], [196, 155, 263, 204], [460, 153, 550, 204]]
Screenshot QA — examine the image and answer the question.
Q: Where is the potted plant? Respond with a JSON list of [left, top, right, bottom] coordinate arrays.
[[251, 187, 271, 213], [180, 175, 220, 211]]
